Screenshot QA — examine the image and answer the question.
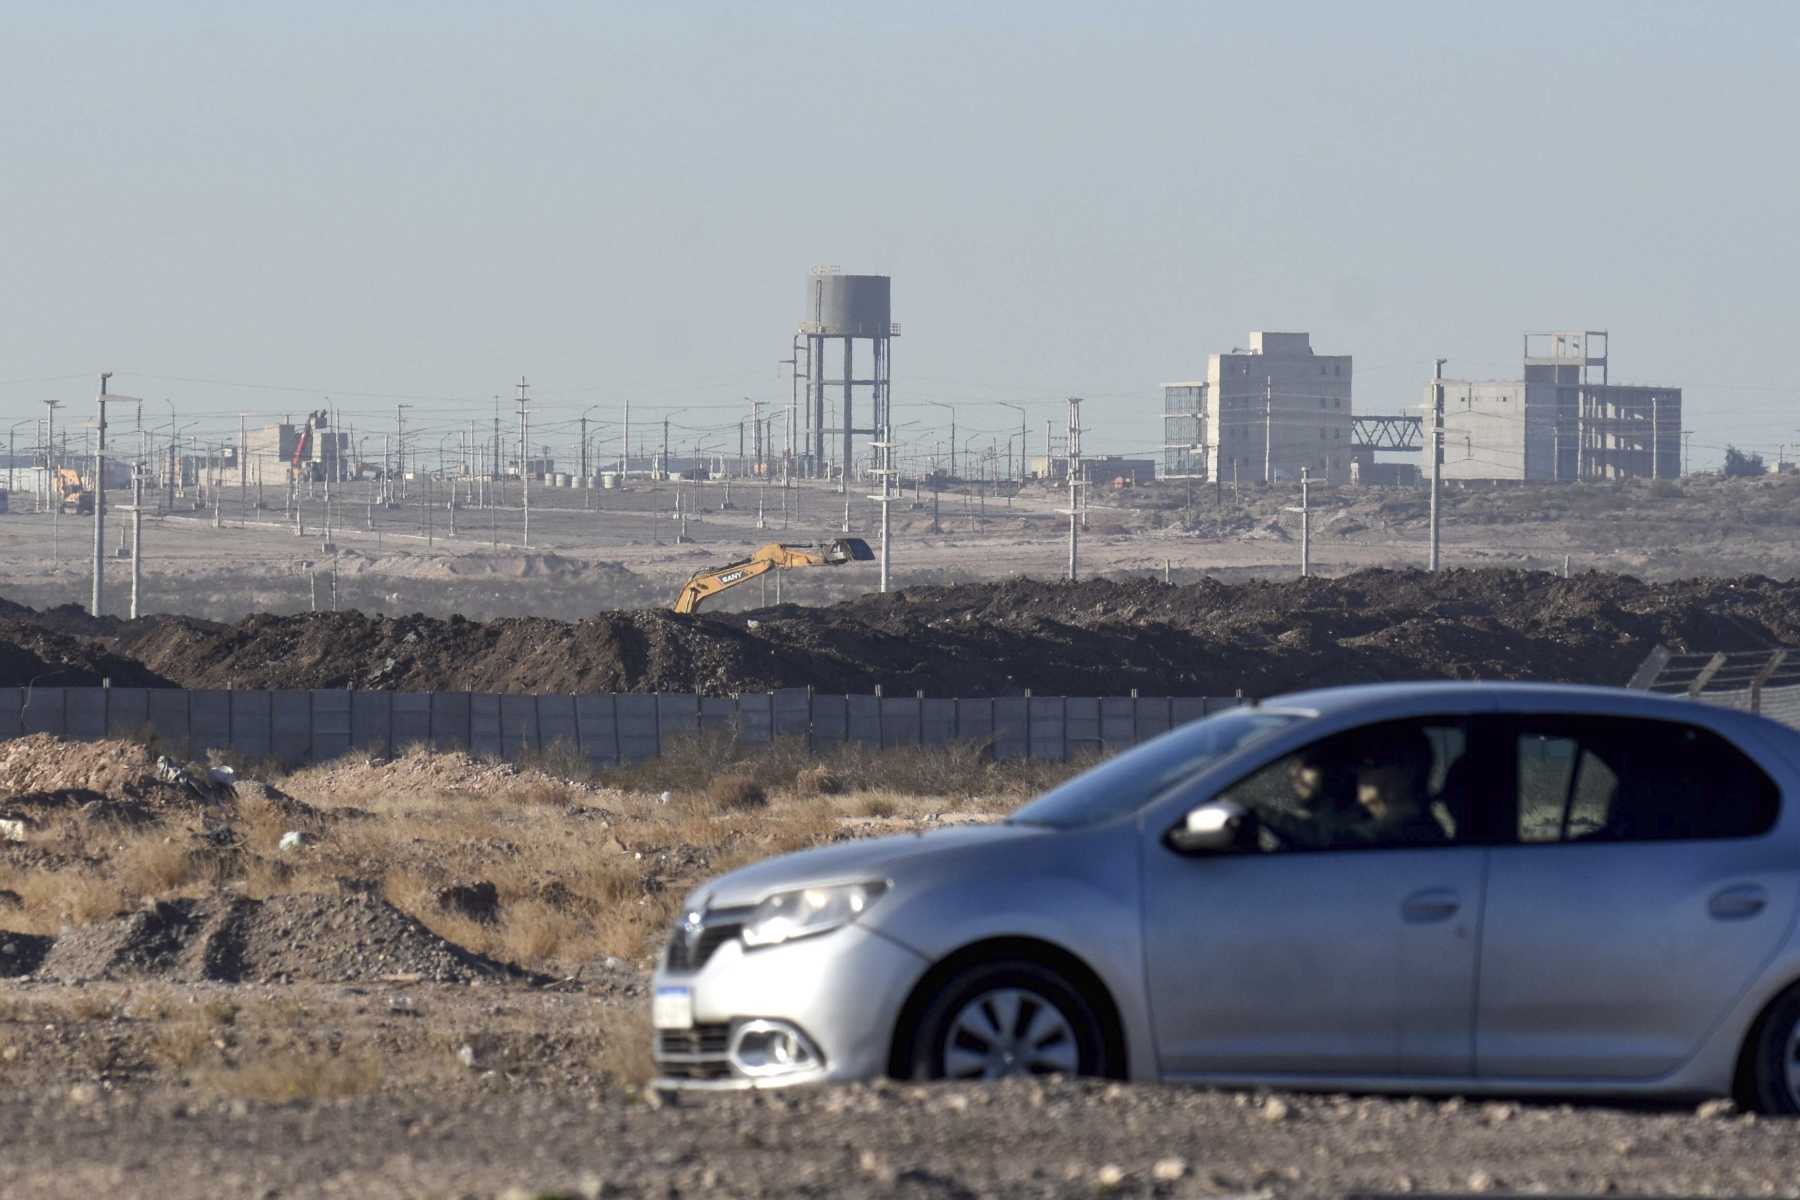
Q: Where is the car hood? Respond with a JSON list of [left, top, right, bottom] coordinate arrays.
[[688, 822, 1051, 910]]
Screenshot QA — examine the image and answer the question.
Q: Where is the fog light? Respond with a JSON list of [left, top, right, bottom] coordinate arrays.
[[730, 1020, 824, 1077]]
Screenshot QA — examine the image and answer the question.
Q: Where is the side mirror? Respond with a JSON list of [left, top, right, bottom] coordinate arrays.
[[1167, 799, 1251, 854]]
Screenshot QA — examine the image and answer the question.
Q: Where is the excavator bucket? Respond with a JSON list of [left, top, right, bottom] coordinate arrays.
[[826, 537, 876, 564]]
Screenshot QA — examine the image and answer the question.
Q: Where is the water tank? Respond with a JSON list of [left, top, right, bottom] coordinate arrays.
[[801, 273, 891, 337]]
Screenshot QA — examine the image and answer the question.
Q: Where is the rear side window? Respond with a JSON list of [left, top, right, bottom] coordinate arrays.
[[1514, 717, 1779, 844]]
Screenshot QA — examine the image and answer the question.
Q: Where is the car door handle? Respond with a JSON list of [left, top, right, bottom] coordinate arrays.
[[1401, 888, 1461, 923], [1709, 885, 1768, 920]]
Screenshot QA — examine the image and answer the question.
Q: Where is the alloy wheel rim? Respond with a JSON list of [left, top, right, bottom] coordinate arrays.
[[942, 987, 1080, 1080]]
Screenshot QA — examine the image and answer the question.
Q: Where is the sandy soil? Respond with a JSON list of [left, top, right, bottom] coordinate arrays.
[[3, 472, 1797, 621]]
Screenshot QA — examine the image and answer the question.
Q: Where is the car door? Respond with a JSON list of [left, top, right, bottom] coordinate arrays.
[[1476, 713, 1792, 1079], [1142, 715, 1492, 1079]]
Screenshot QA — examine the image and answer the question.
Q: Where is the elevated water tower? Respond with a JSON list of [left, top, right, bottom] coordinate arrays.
[[797, 268, 896, 486]]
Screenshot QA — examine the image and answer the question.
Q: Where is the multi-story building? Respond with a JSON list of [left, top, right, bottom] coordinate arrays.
[[1435, 332, 1681, 481], [245, 420, 350, 482], [1163, 331, 1353, 483]]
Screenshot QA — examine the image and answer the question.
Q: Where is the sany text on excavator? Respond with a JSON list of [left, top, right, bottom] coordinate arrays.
[[673, 538, 875, 614]]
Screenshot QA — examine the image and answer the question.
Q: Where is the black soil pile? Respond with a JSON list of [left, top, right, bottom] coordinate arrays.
[[35, 893, 514, 984], [3, 568, 1799, 696], [0, 617, 174, 689]]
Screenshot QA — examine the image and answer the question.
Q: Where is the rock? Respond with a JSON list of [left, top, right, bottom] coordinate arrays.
[[1261, 1096, 1291, 1122], [1151, 1156, 1189, 1182], [0, 932, 54, 977], [857, 1150, 897, 1185], [277, 830, 308, 851], [0, 816, 29, 842], [1467, 1169, 1495, 1192], [456, 1043, 477, 1069], [1696, 1097, 1737, 1119], [436, 882, 500, 925], [66, 1084, 100, 1105], [658, 791, 673, 805], [1094, 1164, 1126, 1189]]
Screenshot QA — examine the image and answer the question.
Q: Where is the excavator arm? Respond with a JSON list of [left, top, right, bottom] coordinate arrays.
[[673, 538, 874, 614]]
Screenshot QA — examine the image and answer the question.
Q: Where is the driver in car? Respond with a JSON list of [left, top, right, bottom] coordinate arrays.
[[1251, 746, 1363, 850]]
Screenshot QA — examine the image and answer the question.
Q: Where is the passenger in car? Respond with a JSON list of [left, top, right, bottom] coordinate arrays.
[[1350, 728, 1448, 845]]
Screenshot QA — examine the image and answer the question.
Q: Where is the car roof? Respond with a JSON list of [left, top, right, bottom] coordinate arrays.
[[1262, 680, 1738, 720]]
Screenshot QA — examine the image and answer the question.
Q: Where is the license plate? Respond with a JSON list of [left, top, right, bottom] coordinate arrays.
[[653, 986, 694, 1030]]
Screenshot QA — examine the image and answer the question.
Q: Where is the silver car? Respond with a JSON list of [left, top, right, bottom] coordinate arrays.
[[650, 682, 1800, 1112]]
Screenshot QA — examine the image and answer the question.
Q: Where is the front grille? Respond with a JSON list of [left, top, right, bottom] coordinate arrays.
[[664, 921, 742, 972], [656, 1023, 733, 1080]]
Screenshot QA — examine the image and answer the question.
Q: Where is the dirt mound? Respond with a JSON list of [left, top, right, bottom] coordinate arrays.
[[36, 893, 515, 984], [277, 745, 579, 806], [0, 736, 242, 822], [6, 569, 1800, 697], [0, 617, 174, 689]]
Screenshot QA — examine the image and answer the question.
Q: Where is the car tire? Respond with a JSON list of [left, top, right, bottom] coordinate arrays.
[[1743, 987, 1800, 1115], [909, 959, 1111, 1081]]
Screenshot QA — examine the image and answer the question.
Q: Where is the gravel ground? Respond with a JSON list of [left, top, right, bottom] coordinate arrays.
[[2, 1079, 1796, 1199]]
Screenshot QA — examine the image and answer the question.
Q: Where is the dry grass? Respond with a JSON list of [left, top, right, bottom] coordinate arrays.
[[147, 1019, 220, 1070], [0, 735, 1104, 973], [201, 1050, 386, 1102], [705, 772, 767, 811], [586, 1006, 656, 1087]]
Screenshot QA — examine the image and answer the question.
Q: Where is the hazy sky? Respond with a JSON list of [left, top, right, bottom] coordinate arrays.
[[3, 1, 1795, 468]]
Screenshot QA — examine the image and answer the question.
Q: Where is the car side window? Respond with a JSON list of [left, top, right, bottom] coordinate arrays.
[[1513, 718, 1779, 844], [1215, 718, 1471, 852]]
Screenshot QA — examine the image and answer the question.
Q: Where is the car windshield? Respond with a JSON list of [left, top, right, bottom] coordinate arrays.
[[1008, 709, 1305, 830]]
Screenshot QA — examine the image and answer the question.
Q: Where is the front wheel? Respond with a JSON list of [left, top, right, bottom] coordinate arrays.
[[1743, 988, 1800, 1115], [909, 960, 1111, 1081]]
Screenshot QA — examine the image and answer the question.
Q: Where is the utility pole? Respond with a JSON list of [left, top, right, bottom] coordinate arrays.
[[661, 415, 669, 479], [1066, 397, 1083, 581], [579, 411, 590, 489], [395, 403, 411, 499], [129, 464, 143, 619], [92, 373, 110, 617], [1682, 429, 1693, 477], [622, 396, 630, 477], [1284, 467, 1312, 578], [871, 399, 894, 592], [45, 399, 60, 567], [1263, 377, 1274, 484], [516, 376, 530, 548], [1650, 396, 1660, 481], [1429, 358, 1445, 573]]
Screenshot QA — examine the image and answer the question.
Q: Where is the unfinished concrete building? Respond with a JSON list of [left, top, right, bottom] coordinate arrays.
[[245, 419, 350, 482], [1435, 332, 1681, 481], [1162, 331, 1353, 483]]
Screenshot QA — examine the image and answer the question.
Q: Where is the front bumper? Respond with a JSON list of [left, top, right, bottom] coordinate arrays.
[[650, 923, 929, 1089]]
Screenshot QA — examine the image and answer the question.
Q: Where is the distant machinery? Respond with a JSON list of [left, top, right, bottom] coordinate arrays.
[[796, 269, 897, 486]]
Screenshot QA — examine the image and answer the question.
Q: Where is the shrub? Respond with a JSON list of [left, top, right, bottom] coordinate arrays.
[[706, 773, 767, 811]]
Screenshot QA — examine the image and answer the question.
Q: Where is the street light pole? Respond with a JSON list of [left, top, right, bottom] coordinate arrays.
[[998, 402, 1026, 482], [926, 401, 956, 480]]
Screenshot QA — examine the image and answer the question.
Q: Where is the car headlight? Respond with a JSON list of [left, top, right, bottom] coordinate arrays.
[[740, 881, 890, 948]]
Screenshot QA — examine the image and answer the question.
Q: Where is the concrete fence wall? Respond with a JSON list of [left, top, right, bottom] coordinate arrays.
[[0, 686, 1244, 768]]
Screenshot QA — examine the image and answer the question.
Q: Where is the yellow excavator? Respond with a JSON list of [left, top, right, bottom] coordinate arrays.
[[55, 468, 94, 515], [674, 538, 875, 614]]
